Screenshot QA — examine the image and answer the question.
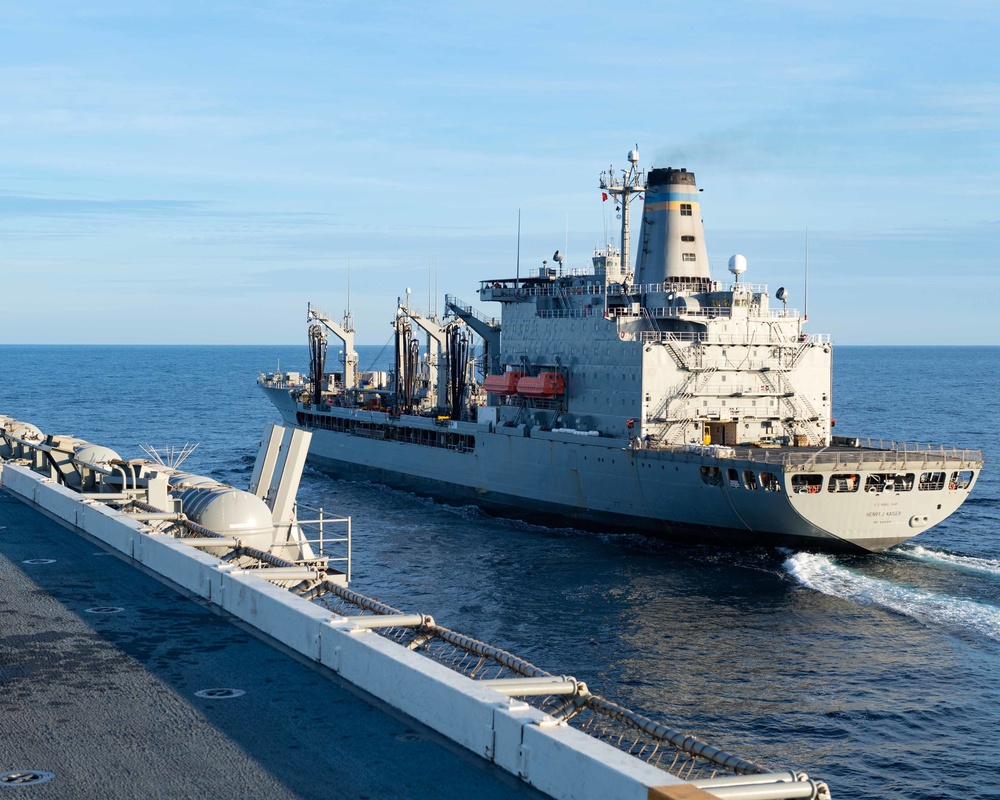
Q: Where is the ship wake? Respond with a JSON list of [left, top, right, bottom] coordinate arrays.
[[898, 545, 1000, 578], [783, 552, 1000, 642]]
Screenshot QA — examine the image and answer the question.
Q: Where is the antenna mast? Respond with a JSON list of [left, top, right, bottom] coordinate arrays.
[[804, 228, 809, 322], [564, 214, 569, 274], [344, 255, 354, 332], [599, 145, 644, 279], [515, 209, 521, 288]]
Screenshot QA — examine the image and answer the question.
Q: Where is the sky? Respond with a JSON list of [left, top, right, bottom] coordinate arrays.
[[1, 1, 999, 345]]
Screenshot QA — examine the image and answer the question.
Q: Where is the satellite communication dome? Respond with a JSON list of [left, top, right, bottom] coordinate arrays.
[[628, 148, 639, 164], [728, 254, 747, 276]]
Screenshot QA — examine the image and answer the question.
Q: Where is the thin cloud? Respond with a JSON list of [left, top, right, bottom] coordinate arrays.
[[0, 195, 206, 216]]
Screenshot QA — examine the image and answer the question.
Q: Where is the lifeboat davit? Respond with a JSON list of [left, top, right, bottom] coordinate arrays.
[[516, 372, 565, 398], [483, 371, 524, 396]]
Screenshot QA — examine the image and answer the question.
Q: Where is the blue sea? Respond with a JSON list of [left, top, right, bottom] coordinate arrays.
[[2, 345, 997, 800]]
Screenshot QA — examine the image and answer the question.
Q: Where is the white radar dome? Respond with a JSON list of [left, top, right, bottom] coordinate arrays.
[[628, 148, 639, 164], [728, 254, 748, 276]]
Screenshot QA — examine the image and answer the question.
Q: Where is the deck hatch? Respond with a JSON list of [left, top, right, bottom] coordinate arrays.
[[0, 772, 56, 786], [194, 688, 246, 699]]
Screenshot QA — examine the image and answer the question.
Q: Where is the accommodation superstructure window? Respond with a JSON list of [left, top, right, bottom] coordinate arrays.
[[680, 203, 692, 216], [681, 235, 695, 242], [682, 253, 696, 262]]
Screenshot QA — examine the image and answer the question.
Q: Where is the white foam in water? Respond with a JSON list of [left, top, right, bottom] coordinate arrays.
[[784, 552, 1000, 642], [902, 545, 1000, 577]]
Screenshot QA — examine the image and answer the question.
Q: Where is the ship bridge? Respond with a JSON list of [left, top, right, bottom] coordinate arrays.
[[478, 156, 830, 448]]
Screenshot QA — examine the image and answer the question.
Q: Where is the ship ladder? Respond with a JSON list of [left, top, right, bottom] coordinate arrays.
[[662, 342, 694, 371], [762, 370, 822, 446], [660, 367, 717, 445]]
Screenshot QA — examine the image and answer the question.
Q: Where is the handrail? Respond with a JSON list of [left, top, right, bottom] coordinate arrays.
[[535, 307, 606, 320], [257, 374, 307, 389], [444, 294, 500, 328], [480, 278, 771, 297], [636, 331, 831, 345], [292, 503, 352, 582], [658, 441, 984, 467]]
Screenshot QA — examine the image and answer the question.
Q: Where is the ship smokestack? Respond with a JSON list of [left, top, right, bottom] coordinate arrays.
[[634, 168, 711, 286]]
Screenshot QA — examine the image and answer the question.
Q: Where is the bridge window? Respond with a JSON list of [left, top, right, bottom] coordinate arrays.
[[682, 253, 696, 262], [681, 235, 695, 242], [680, 203, 692, 216]]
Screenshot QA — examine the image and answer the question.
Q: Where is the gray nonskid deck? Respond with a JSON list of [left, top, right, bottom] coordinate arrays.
[[0, 494, 542, 800]]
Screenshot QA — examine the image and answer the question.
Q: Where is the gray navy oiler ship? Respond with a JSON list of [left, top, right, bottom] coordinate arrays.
[[260, 149, 983, 553]]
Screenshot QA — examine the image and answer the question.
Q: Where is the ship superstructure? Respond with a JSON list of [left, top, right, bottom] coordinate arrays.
[[260, 149, 983, 552]]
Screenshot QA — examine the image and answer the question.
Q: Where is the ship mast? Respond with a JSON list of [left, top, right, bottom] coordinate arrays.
[[599, 147, 645, 281]]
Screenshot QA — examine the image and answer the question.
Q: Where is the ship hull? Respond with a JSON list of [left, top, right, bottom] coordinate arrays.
[[301, 448, 851, 551], [264, 389, 980, 553]]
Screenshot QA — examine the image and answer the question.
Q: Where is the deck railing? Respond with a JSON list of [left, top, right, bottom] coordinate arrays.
[[480, 278, 771, 297], [258, 374, 307, 390], [304, 584, 814, 789], [444, 294, 501, 328], [637, 330, 831, 345], [665, 441, 983, 468], [295, 503, 351, 582]]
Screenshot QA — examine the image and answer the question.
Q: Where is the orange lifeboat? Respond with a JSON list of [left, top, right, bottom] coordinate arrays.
[[516, 372, 565, 398], [483, 371, 524, 396]]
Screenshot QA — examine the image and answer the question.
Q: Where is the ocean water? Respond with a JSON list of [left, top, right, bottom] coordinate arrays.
[[1, 344, 997, 800]]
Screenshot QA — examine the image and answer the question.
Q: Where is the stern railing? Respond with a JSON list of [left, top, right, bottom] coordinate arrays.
[[660, 441, 983, 469]]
